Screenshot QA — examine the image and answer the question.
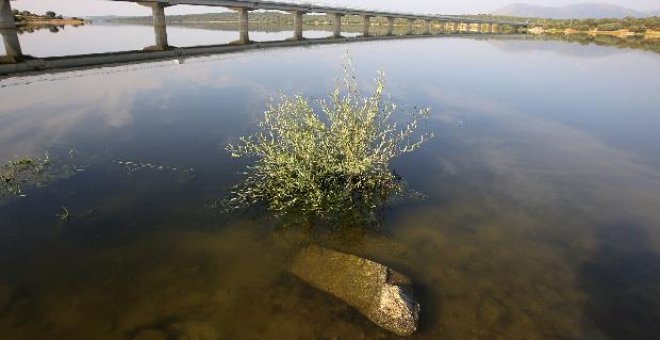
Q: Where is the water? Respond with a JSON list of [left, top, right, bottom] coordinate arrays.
[[1, 24, 660, 339]]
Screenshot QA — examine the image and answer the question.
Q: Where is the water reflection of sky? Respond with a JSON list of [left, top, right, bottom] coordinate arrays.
[[2, 33, 659, 215], [2, 35, 659, 218], [1, 28, 660, 339]]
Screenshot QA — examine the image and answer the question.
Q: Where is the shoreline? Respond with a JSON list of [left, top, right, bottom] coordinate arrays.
[[529, 27, 660, 39], [17, 18, 87, 27]]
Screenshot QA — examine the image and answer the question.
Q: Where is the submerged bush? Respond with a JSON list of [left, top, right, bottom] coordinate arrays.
[[224, 57, 433, 221]]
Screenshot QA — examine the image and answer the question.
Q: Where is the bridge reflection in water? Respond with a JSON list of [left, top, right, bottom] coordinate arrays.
[[0, 0, 528, 77], [0, 29, 528, 78]]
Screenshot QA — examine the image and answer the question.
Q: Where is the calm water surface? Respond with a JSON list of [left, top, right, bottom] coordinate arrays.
[[1, 24, 660, 339]]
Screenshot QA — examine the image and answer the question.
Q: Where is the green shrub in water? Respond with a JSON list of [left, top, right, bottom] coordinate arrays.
[[225, 58, 433, 220]]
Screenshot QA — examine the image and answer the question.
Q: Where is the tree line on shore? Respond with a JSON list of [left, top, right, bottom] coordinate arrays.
[[12, 10, 84, 23], [472, 14, 660, 32]]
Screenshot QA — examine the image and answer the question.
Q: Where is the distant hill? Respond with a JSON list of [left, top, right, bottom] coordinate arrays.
[[492, 3, 653, 19]]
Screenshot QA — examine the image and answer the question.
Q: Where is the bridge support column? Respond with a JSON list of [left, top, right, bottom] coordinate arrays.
[[292, 11, 304, 40], [362, 15, 371, 37], [1, 28, 22, 63], [474, 23, 482, 33], [232, 7, 250, 44], [487, 23, 493, 33], [153, 5, 168, 48], [386, 17, 395, 36], [331, 13, 343, 38], [0, 0, 17, 29], [138, 2, 170, 50], [406, 18, 413, 35]]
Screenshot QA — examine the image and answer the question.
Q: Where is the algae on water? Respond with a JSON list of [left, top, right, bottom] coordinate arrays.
[[0, 152, 80, 204], [1, 155, 51, 198]]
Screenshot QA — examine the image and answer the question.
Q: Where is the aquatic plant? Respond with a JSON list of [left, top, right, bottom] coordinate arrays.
[[0, 151, 81, 202], [0, 155, 51, 197], [56, 206, 70, 222], [224, 56, 433, 221]]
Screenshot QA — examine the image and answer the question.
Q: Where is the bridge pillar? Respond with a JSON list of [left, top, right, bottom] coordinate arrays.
[[0, 0, 17, 29], [331, 13, 343, 38], [385, 17, 395, 36], [406, 18, 413, 35], [138, 2, 170, 50], [232, 7, 250, 44], [473, 23, 480, 33], [487, 23, 493, 33], [291, 11, 305, 40], [362, 15, 372, 37], [1, 28, 22, 63]]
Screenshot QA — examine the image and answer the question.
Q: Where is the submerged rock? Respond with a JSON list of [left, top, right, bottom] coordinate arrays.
[[290, 245, 420, 336]]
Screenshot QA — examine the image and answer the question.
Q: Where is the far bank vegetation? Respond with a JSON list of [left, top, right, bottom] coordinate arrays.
[[475, 14, 660, 37], [12, 9, 86, 27]]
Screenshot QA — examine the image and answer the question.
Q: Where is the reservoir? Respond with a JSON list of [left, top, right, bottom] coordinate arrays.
[[1, 23, 660, 339]]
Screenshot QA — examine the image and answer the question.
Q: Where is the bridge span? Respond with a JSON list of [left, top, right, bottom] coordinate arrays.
[[120, 0, 528, 46], [1, 0, 528, 66]]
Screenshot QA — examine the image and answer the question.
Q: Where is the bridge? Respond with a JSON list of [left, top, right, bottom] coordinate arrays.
[[121, 0, 528, 46], [0, 0, 528, 74]]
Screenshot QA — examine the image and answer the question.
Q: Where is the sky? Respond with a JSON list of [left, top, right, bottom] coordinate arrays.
[[10, 0, 660, 17]]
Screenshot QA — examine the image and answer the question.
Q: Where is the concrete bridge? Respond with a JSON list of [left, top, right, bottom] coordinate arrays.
[[1, 0, 528, 66], [123, 0, 528, 47]]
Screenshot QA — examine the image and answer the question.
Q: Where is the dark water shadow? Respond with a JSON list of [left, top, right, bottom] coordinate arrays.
[[579, 221, 660, 339]]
